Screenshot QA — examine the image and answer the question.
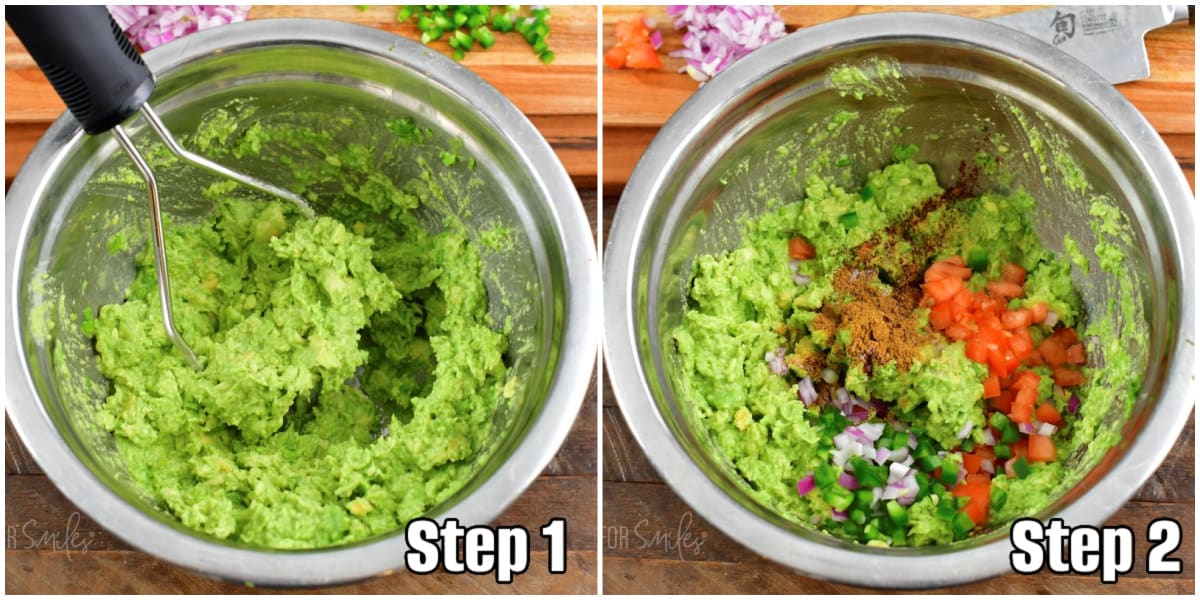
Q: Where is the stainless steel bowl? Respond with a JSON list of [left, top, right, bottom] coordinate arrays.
[[6, 19, 598, 586], [605, 13, 1193, 588]]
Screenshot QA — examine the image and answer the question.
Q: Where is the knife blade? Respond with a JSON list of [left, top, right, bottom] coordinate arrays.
[[990, 5, 1191, 84]]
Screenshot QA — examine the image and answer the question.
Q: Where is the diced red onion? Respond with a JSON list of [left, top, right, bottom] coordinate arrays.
[[822, 368, 839, 384], [666, 5, 788, 82], [873, 447, 891, 465], [838, 472, 858, 490], [957, 466, 968, 485], [1037, 422, 1058, 437], [797, 377, 818, 406], [888, 446, 909, 463], [796, 474, 816, 496], [980, 458, 995, 475], [1017, 422, 1036, 435], [788, 259, 801, 272], [765, 347, 788, 375], [794, 273, 811, 286], [982, 428, 997, 446], [1067, 394, 1081, 414], [649, 29, 663, 50], [870, 399, 890, 419], [880, 485, 903, 501], [857, 422, 886, 442], [831, 509, 849, 522], [107, 5, 250, 51], [1044, 310, 1059, 327], [1004, 459, 1017, 478], [887, 462, 910, 484], [907, 433, 917, 449], [956, 419, 974, 440]]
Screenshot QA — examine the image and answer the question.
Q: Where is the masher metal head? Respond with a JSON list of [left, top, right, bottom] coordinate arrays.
[[8, 6, 314, 370]]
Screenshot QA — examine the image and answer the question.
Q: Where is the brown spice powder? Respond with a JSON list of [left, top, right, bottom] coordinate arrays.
[[830, 266, 926, 374]]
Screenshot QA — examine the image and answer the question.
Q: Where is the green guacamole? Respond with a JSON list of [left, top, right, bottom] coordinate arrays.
[[673, 152, 1134, 546], [89, 112, 509, 548]]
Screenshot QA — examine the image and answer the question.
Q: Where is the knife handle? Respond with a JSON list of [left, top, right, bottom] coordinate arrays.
[[1172, 5, 1193, 24]]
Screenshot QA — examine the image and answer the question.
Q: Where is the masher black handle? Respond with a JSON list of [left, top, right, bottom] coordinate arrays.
[[6, 5, 155, 134]]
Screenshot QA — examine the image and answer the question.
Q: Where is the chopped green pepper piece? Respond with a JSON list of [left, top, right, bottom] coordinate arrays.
[[991, 486, 1008, 511], [859, 184, 875, 200], [839, 212, 859, 229], [939, 466, 959, 487], [885, 500, 908, 528], [950, 512, 976, 540], [917, 454, 942, 473], [994, 444, 1011, 459], [1001, 424, 1022, 444], [1012, 456, 1031, 479], [989, 412, 1011, 431], [967, 247, 989, 272]]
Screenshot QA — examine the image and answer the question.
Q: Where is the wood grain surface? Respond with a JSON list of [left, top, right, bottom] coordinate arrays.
[[4, 5, 598, 595], [601, 4, 1195, 595]]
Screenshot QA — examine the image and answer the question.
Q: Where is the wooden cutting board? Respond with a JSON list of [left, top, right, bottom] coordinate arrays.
[[602, 5, 1195, 193], [5, 5, 598, 187]]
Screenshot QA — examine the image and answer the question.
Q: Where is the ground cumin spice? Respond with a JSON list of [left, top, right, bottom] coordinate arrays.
[[830, 267, 925, 373]]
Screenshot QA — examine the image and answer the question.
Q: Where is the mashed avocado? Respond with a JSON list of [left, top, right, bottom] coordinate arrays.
[[673, 151, 1129, 547], [89, 111, 509, 548]]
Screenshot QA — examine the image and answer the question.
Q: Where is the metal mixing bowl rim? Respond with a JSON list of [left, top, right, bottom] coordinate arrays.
[[604, 12, 1194, 589], [5, 18, 599, 587]]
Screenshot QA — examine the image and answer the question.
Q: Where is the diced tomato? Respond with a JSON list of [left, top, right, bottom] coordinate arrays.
[[950, 288, 973, 318], [974, 445, 996, 461], [1001, 308, 1032, 330], [982, 374, 1001, 399], [987, 347, 1019, 378], [1036, 402, 1063, 426], [926, 261, 973, 282], [943, 255, 967, 267], [990, 389, 1014, 412], [1052, 367, 1086, 387], [1010, 386, 1037, 423], [1000, 263, 1027, 285], [1029, 301, 1048, 323], [974, 327, 1007, 352], [985, 281, 1024, 298], [1027, 434, 1056, 463], [1011, 370, 1041, 391], [1012, 438, 1029, 460], [965, 339, 988, 363], [625, 43, 663, 69], [929, 302, 954, 331], [604, 45, 627, 69], [924, 276, 964, 303], [1066, 343, 1087, 365], [1054, 327, 1079, 346], [788, 236, 815, 260], [952, 478, 991, 527], [945, 323, 972, 341], [965, 473, 991, 485], [1039, 336, 1067, 368], [608, 15, 663, 70], [962, 453, 983, 475], [1009, 327, 1033, 357], [1023, 350, 1044, 367]]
